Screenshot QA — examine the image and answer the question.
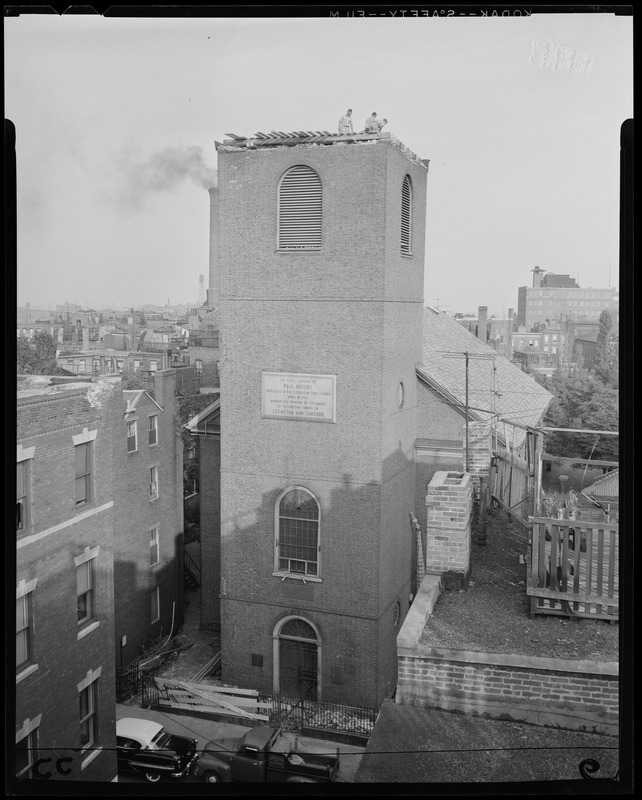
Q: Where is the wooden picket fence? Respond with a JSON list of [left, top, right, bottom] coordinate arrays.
[[528, 517, 619, 621]]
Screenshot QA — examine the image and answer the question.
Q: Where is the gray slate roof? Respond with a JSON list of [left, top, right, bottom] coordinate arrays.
[[418, 307, 553, 442]]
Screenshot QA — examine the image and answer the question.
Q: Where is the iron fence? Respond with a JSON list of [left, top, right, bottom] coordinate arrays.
[[262, 694, 378, 737], [116, 661, 141, 701]]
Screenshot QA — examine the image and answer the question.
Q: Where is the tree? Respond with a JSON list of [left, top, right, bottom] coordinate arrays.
[[539, 366, 618, 461], [594, 309, 618, 387], [16, 331, 66, 375]]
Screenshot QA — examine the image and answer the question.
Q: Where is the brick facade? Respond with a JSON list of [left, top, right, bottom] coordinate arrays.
[[14, 371, 185, 785], [396, 576, 618, 736], [113, 370, 184, 667], [199, 433, 221, 630], [465, 420, 492, 499], [16, 378, 121, 783], [216, 136, 427, 706], [424, 471, 473, 588]]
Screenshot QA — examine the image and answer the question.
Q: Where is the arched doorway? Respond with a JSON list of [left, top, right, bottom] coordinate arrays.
[[274, 617, 319, 700]]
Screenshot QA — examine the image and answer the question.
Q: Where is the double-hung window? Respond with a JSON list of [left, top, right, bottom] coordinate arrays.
[[126, 420, 138, 453], [148, 415, 158, 446], [151, 586, 160, 623], [16, 594, 33, 672], [77, 559, 95, 625], [276, 488, 320, 577], [75, 442, 92, 507], [277, 165, 322, 250], [149, 527, 160, 566], [16, 461, 29, 533], [15, 718, 40, 780], [150, 466, 159, 500], [79, 680, 98, 750]]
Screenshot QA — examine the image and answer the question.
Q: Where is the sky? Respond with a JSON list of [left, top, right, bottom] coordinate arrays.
[[5, 9, 633, 317]]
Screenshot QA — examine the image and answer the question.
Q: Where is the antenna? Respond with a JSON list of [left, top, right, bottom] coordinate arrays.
[[438, 350, 496, 471]]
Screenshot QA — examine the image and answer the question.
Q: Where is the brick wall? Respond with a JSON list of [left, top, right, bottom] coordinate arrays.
[[466, 420, 492, 499], [216, 139, 428, 707], [16, 379, 120, 782], [113, 370, 184, 666], [396, 576, 618, 736], [199, 435, 221, 630], [397, 652, 618, 736], [424, 471, 473, 586]]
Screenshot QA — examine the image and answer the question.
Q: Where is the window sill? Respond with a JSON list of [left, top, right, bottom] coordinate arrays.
[[272, 572, 322, 584], [77, 620, 100, 640], [276, 249, 322, 254], [80, 746, 103, 770], [16, 663, 39, 684]]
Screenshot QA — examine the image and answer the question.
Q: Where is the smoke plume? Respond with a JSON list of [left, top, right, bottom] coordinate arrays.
[[110, 144, 217, 209]]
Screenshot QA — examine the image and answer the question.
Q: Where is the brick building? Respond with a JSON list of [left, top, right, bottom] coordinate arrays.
[[184, 395, 221, 630], [113, 370, 185, 668], [14, 370, 185, 785], [215, 131, 428, 707], [16, 376, 122, 783], [517, 266, 618, 331]]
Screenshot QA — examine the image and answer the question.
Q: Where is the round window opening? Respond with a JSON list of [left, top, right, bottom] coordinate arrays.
[[397, 382, 404, 408]]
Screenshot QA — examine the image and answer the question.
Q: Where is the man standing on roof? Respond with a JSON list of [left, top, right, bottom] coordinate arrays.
[[338, 108, 354, 134]]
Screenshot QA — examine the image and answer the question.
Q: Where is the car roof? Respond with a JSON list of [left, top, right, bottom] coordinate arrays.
[[117, 717, 164, 746]]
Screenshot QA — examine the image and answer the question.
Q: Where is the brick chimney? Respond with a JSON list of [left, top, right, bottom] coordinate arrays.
[[477, 306, 488, 342], [206, 187, 219, 309]]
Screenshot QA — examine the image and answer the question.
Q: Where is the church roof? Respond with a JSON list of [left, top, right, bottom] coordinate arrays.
[[417, 307, 553, 445]]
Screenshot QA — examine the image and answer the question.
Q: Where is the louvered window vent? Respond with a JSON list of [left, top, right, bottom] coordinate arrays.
[[278, 165, 322, 250], [401, 174, 412, 255]]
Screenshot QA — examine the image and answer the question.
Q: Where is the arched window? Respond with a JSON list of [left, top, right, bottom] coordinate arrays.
[[277, 166, 322, 250], [276, 487, 320, 576], [401, 174, 412, 255]]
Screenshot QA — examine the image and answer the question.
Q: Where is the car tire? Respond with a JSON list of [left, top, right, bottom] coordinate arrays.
[[202, 771, 221, 783], [145, 771, 161, 783]]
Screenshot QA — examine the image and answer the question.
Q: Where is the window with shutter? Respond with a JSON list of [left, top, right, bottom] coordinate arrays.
[[401, 174, 412, 255], [277, 166, 322, 250]]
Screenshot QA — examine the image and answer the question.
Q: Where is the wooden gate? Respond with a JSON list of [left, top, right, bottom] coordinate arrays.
[[528, 517, 619, 620], [491, 450, 533, 524]]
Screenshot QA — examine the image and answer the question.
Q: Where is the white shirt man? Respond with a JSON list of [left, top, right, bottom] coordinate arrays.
[[338, 109, 354, 134]]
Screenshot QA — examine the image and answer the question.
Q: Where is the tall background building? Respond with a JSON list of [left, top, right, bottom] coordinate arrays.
[[517, 266, 618, 331]]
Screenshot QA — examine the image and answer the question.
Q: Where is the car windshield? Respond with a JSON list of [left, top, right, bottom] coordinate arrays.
[[149, 730, 171, 750]]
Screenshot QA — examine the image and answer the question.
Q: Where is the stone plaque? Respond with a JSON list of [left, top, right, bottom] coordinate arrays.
[[262, 372, 336, 423]]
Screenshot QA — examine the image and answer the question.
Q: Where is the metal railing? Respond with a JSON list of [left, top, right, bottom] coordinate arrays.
[[263, 694, 378, 737]]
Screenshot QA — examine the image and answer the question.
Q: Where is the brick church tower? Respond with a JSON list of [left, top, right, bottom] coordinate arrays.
[[215, 130, 428, 706]]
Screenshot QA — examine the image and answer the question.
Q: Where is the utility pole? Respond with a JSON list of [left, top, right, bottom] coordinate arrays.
[[439, 350, 496, 472]]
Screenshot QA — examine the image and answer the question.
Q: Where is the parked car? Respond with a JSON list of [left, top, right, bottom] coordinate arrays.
[[116, 717, 197, 783], [193, 725, 340, 783]]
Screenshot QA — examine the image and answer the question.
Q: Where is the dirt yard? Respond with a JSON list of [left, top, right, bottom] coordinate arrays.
[[419, 509, 619, 662]]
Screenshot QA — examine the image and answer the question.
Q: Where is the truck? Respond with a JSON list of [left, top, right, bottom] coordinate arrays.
[[194, 725, 340, 783]]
